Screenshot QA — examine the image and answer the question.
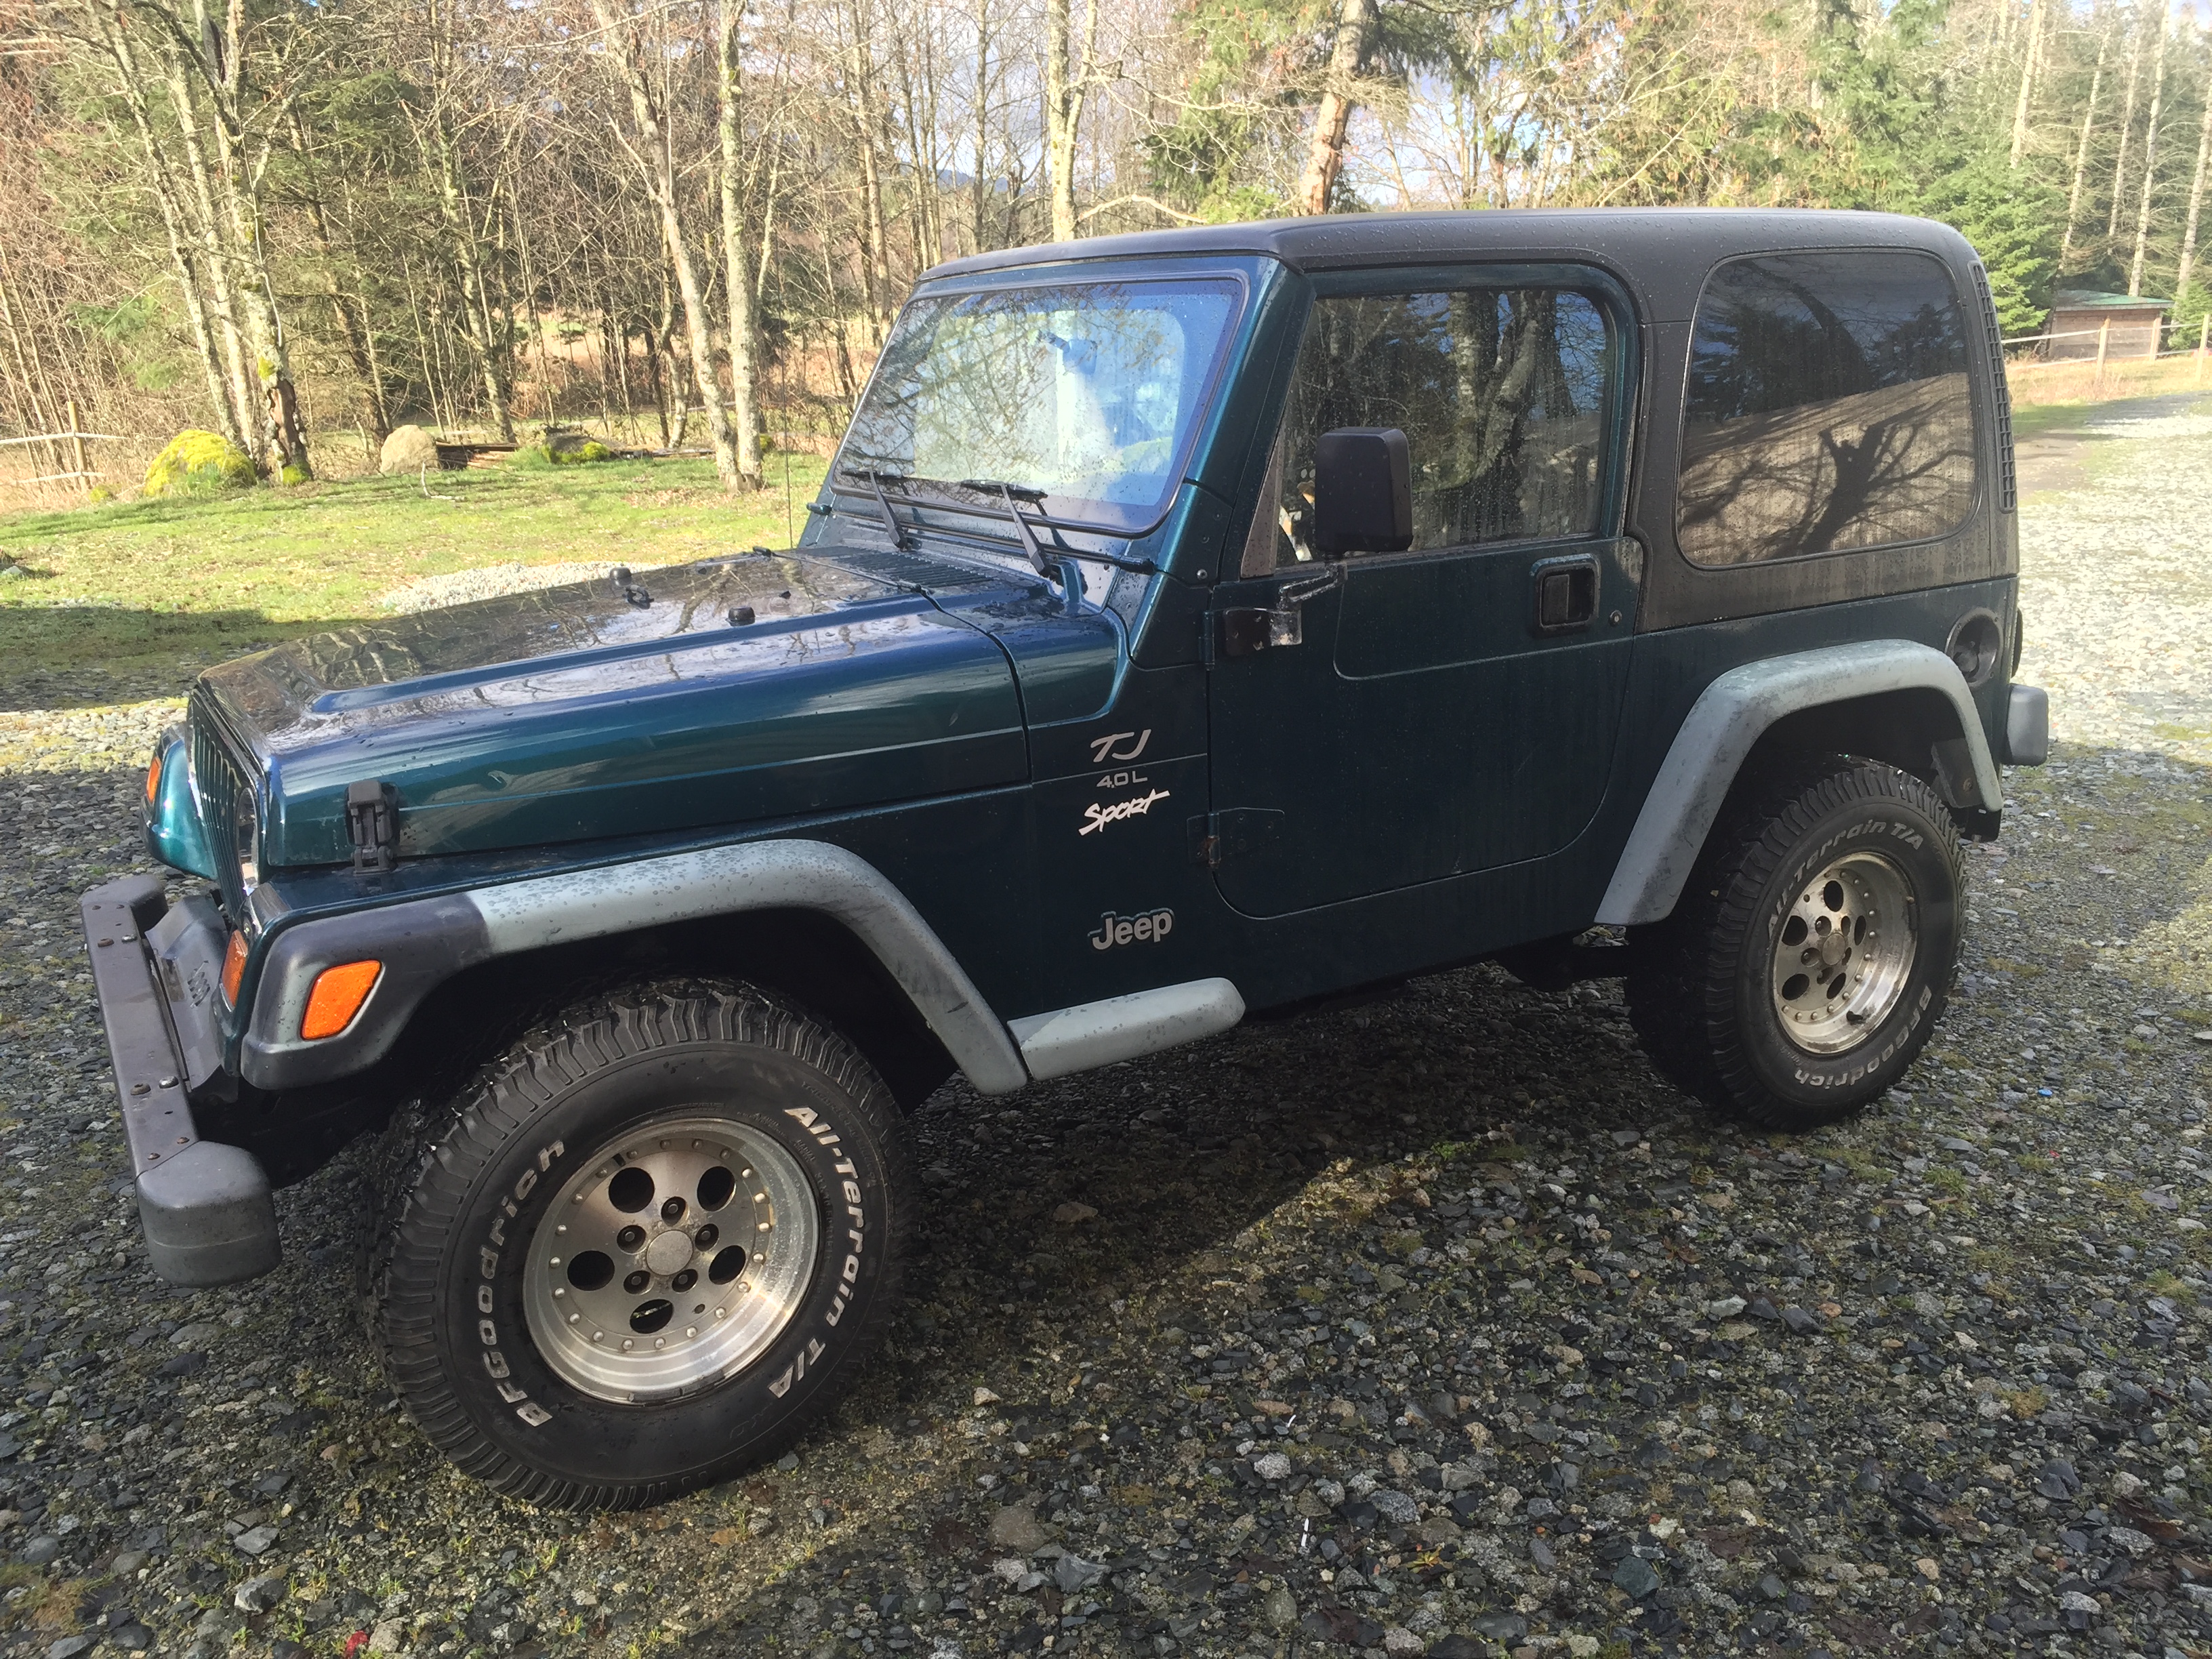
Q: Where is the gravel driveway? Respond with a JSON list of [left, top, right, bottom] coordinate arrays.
[[0, 409, 2206, 1659]]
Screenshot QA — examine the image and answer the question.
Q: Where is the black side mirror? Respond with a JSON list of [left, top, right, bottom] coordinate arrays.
[[1311, 427, 1413, 557]]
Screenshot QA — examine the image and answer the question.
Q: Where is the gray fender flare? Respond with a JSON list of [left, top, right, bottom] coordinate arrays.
[[1594, 640, 2002, 928], [243, 839, 1029, 1096]]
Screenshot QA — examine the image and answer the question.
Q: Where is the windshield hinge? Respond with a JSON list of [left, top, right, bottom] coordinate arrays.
[[346, 780, 400, 872]]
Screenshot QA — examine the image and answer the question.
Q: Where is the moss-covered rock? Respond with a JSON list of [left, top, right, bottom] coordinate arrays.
[[542, 429, 617, 465], [144, 430, 255, 497]]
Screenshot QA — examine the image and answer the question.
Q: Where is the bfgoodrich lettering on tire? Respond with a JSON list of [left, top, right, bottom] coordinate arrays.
[[369, 979, 914, 1509], [1627, 757, 1965, 1130]]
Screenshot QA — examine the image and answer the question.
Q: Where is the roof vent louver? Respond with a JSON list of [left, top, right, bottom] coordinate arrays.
[[1971, 262, 2018, 512]]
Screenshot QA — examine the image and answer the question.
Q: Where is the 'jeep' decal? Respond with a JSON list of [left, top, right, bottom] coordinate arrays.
[[1090, 909, 1174, 950]]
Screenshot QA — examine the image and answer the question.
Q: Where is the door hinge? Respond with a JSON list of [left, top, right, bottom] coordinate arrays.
[[346, 779, 401, 872], [1213, 565, 1343, 661], [1188, 808, 1286, 869]]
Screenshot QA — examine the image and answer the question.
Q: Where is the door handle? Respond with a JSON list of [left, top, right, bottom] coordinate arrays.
[[1531, 554, 1598, 635]]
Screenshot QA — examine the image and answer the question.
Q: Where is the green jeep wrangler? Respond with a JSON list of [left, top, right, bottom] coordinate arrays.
[[85, 208, 2047, 1507]]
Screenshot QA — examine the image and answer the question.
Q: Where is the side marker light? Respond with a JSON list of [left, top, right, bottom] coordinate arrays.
[[302, 960, 384, 1040]]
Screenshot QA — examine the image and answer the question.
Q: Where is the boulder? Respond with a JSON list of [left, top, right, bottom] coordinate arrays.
[[545, 428, 615, 465], [379, 424, 441, 474]]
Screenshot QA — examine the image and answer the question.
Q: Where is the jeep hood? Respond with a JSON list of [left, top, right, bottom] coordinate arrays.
[[199, 551, 1029, 866]]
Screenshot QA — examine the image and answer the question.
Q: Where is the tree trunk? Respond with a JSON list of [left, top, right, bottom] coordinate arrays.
[[717, 0, 762, 485], [2129, 0, 2171, 298], [157, 37, 261, 462], [1045, 0, 1097, 240], [2108, 18, 2145, 243], [972, 0, 994, 253], [2060, 25, 2109, 268], [1295, 0, 1380, 216], [82, 0, 242, 451], [437, 136, 516, 441], [0, 250, 59, 443], [591, 0, 741, 490], [843, 1, 894, 336], [2007, 0, 2042, 168], [2174, 43, 2212, 298], [190, 0, 311, 477]]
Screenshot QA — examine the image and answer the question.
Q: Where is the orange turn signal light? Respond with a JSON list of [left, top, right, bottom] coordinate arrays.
[[145, 748, 163, 806], [301, 960, 382, 1040], [220, 929, 247, 1005]]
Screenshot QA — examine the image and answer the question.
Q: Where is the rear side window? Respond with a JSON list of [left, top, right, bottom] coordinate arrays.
[[1677, 251, 1975, 567], [1261, 286, 1614, 567]]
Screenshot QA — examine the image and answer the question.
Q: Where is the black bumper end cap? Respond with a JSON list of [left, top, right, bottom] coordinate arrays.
[[137, 1141, 279, 1286], [95, 871, 170, 935], [2005, 683, 2049, 766]]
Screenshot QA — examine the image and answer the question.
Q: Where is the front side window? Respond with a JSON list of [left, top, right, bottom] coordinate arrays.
[[1259, 286, 1614, 569], [839, 277, 1239, 535], [1678, 251, 1975, 567]]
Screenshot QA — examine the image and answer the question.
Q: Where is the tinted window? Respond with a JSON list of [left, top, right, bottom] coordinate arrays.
[[1261, 287, 1612, 567], [840, 278, 1238, 535], [1678, 252, 1975, 566]]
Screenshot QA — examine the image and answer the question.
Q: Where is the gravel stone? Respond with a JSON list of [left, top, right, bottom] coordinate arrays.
[[1618, 1553, 1664, 1599], [986, 1504, 1050, 1553], [233, 1573, 286, 1612]]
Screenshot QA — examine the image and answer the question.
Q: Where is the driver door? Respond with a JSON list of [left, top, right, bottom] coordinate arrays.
[[1206, 272, 1641, 919]]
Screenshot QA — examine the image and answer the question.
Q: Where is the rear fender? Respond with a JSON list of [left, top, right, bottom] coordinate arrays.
[[1595, 640, 2001, 927]]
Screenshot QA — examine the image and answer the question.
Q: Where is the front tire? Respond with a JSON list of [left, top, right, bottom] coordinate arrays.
[[1626, 757, 1965, 1130], [369, 979, 912, 1509]]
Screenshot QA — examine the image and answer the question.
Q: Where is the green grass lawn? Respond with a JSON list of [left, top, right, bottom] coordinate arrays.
[[2007, 401, 2093, 443], [0, 453, 828, 708]]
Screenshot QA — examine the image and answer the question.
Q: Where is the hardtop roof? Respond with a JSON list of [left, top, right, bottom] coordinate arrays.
[[919, 208, 1979, 322]]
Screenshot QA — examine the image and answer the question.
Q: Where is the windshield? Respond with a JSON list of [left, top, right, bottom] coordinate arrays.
[[838, 276, 1241, 534]]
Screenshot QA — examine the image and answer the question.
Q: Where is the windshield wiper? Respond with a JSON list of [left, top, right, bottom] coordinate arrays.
[[962, 478, 1054, 579], [958, 478, 1157, 576], [839, 465, 916, 551]]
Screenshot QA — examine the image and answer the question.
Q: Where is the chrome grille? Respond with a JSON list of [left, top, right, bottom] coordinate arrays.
[[186, 687, 253, 918]]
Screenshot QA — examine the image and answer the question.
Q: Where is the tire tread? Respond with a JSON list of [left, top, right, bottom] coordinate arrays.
[[1628, 756, 1963, 1130], [365, 976, 912, 1511]]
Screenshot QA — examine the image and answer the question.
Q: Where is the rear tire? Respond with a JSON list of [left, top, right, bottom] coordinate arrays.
[[1626, 757, 1964, 1130], [369, 978, 912, 1509]]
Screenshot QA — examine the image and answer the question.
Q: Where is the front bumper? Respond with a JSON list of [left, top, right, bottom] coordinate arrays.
[[81, 874, 279, 1286]]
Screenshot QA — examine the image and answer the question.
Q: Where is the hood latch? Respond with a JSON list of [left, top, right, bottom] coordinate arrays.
[[346, 780, 401, 872]]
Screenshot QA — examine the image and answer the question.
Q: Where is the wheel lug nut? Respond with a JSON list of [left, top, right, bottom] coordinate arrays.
[[660, 1196, 687, 1223], [616, 1225, 646, 1251], [623, 1269, 650, 1294], [672, 1268, 697, 1291]]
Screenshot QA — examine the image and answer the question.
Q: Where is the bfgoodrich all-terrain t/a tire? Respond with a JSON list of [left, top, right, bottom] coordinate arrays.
[[1627, 757, 1965, 1132], [369, 979, 914, 1509]]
